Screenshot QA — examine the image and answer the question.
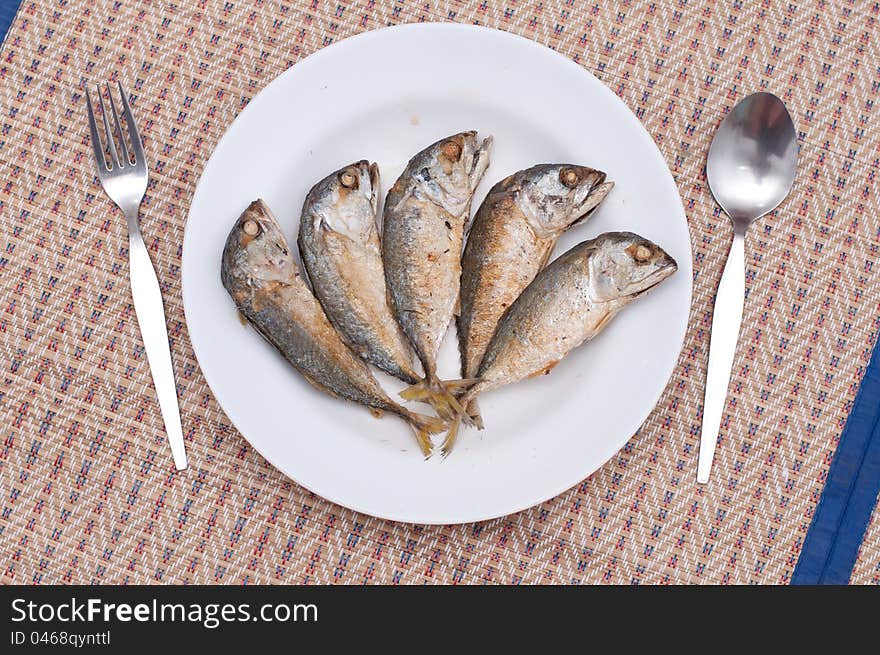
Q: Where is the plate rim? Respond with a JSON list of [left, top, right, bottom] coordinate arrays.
[[182, 22, 693, 525]]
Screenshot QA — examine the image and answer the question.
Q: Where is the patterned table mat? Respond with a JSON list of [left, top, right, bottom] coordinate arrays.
[[1, 0, 879, 585]]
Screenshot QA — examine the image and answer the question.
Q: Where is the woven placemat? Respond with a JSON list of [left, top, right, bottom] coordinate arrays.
[[1, 0, 879, 585]]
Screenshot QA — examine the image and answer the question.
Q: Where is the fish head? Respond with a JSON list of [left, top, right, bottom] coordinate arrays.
[[221, 199, 296, 293], [588, 232, 678, 300], [305, 161, 380, 244], [410, 131, 493, 217], [514, 165, 613, 237]]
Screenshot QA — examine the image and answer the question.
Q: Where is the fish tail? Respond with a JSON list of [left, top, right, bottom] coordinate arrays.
[[400, 376, 478, 426], [407, 378, 483, 458], [459, 352, 485, 429], [404, 411, 446, 458], [465, 398, 485, 431], [398, 378, 430, 401], [440, 417, 461, 458], [454, 386, 482, 424], [439, 386, 486, 455]]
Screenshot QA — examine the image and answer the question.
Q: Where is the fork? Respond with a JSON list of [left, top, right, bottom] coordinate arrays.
[[86, 82, 187, 471]]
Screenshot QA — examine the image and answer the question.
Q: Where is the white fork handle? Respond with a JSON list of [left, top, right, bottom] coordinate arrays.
[[127, 215, 188, 471], [697, 228, 745, 483]]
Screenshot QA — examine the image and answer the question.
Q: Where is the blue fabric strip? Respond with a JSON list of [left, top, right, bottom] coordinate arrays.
[[792, 332, 880, 584], [0, 0, 21, 49]]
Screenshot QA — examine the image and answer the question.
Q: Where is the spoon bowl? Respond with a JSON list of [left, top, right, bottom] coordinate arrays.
[[706, 92, 798, 228]]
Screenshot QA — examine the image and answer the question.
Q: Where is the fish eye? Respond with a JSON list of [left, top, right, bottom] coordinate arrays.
[[559, 168, 580, 188], [242, 219, 261, 237], [624, 242, 654, 263], [339, 169, 358, 189], [635, 245, 653, 262], [440, 140, 462, 161]]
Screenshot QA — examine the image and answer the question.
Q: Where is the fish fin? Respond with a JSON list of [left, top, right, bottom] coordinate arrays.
[[321, 224, 362, 251], [440, 386, 486, 456], [298, 372, 342, 400], [465, 398, 485, 431], [537, 245, 554, 271], [528, 360, 561, 378], [399, 379, 429, 401], [400, 377, 478, 427], [317, 215, 334, 233], [434, 383, 484, 458], [440, 417, 461, 458], [445, 378, 480, 390], [405, 411, 445, 458], [251, 281, 288, 313], [594, 310, 614, 333], [369, 407, 384, 419], [400, 377, 478, 397], [296, 246, 315, 291]]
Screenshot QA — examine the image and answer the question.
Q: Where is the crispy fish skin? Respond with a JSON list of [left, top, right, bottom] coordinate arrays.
[[448, 232, 677, 455], [458, 164, 614, 425], [298, 161, 420, 385], [382, 131, 492, 419], [222, 199, 443, 457]]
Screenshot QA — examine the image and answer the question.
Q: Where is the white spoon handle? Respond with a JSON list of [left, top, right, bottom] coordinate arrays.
[[697, 228, 746, 483]]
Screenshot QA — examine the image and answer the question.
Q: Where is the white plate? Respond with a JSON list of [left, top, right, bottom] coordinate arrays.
[[182, 24, 692, 524]]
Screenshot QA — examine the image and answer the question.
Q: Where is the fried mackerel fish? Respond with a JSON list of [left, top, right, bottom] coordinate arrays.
[[458, 164, 614, 427], [298, 161, 420, 385], [447, 232, 677, 455], [382, 131, 492, 420], [221, 199, 445, 457]]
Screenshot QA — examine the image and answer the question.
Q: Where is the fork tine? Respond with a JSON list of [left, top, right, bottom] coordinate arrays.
[[117, 82, 145, 166], [95, 84, 121, 169], [105, 83, 130, 167], [85, 88, 108, 174]]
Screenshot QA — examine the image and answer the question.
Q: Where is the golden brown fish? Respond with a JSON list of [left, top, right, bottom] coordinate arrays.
[[447, 232, 677, 454], [298, 161, 420, 384], [458, 164, 613, 426], [222, 199, 444, 457], [382, 131, 492, 421]]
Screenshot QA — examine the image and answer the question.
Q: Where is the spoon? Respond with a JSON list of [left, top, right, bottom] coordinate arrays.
[[697, 92, 798, 484]]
